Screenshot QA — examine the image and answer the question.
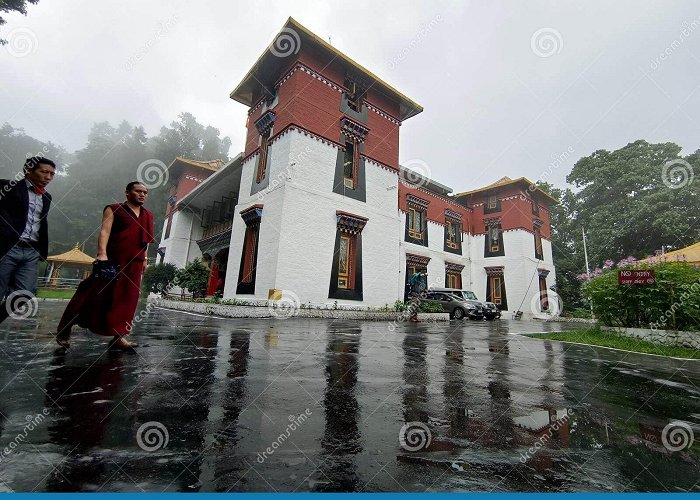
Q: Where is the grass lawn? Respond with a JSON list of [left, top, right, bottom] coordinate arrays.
[[37, 288, 75, 299], [525, 327, 700, 360]]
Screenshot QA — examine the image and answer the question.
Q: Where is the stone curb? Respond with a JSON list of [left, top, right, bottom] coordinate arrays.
[[154, 299, 450, 322], [601, 325, 700, 350]]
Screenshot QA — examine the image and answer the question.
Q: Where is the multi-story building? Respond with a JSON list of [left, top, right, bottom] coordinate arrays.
[[157, 18, 557, 317]]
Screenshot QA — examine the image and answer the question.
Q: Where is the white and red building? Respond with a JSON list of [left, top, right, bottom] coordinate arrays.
[[157, 18, 557, 317]]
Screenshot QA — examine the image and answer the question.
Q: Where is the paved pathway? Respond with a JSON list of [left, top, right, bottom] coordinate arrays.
[[0, 302, 698, 492]]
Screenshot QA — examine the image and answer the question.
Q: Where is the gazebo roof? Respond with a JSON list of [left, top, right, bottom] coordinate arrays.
[[641, 241, 700, 266], [47, 245, 94, 265]]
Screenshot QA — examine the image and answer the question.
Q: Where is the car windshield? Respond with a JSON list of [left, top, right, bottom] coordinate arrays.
[[464, 291, 478, 300]]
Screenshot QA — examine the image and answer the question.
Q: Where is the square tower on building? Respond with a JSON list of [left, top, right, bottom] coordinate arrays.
[[223, 17, 423, 306]]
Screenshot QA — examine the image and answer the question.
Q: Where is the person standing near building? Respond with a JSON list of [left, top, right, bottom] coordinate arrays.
[[408, 271, 427, 322], [0, 157, 56, 324], [56, 182, 154, 350]]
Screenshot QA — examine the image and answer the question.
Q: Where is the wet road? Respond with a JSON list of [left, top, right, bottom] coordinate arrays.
[[0, 301, 698, 492]]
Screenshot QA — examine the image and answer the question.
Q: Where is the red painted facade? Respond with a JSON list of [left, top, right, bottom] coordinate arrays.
[[458, 182, 553, 240], [398, 181, 472, 227], [243, 45, 401, 170], [165, 165, 217, 218]]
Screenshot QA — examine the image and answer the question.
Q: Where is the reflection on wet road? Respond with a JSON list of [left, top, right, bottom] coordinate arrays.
[[0, 302, 698, 492]]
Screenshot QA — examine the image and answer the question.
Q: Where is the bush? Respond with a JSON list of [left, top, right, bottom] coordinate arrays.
[[174, 258, 210, 298], [419, 302, 445, 313], [394, 300, 407, 312], [583, 262, 700, 330], [141, 263, 177, 296], [565, 307, 593, 319]]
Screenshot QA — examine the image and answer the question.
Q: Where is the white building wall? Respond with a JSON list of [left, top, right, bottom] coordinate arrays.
[[470, 229, 556, 317], [398, 216, 471, 298], [269, 131, 400, 307], [223, 139, 288, 300], [161, 210, 198, 269]]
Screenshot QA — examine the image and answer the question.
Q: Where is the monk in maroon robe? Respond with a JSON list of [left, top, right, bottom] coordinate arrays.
[[56, 182, 154, 350]]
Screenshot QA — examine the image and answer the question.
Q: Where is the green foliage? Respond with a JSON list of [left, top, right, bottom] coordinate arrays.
[[526, 327, 700, 359], [394, 300, 407, 312], [567, 140, 699, 264], [141, 263, 177, 296], [0, 0, 39, 44], [582, 263, 700, 330], [537, 141, 700, 313], [565, 308, 593, 319], [174, 258, 210, 298], [0, 114, 234, 259], [419, 302, 445, 313], [0, 123, 68, 179]]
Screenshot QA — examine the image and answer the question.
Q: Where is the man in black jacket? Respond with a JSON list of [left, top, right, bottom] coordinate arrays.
[[0, 157, 55, 323]]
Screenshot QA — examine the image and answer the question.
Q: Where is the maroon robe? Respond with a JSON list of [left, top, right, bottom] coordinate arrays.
[[57, 203, 154, 337]]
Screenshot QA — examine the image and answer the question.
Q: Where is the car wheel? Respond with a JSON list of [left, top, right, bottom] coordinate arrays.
[[453, 308, 465, 320]]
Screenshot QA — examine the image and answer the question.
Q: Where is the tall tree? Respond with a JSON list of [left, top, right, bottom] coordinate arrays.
[[0, 0, 39, 45], [152, 112, 231, 164], [567, 140, 700, 266], [0, 123, 67, 178]]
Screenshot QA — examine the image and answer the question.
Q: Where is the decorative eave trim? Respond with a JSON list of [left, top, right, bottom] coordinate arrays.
[[365, 102, 401, 125], [406, 253, 431, 266], [240, 204, 263, 226], [406, 194, 430, 209], [255, 110, 276, 136], [483, 216, 502, 226], [484, 266, 505, 276], [340, 117, 370, 142], [276, 62, 345, 94], [445, 208, 462, 221], [533, 219, 543, 228], [538, 268, 550, 278], [445, 262, 465, 273], [336, 210, 368, 234], [242, 123, 400, 172], [399, 209, 470, 230], [273, 62, 402, 125], [399, 179, 473, 212]]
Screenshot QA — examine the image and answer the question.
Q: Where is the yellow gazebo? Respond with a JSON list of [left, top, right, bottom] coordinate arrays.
[[641, 241, 700, 267], [45, 244, 95, 286]]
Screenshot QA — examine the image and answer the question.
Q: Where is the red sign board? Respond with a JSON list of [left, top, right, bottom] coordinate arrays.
[[618, 269, 655, 285]]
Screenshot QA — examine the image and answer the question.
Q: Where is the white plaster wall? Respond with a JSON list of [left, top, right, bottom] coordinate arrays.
[[162, 210, 196, 269], [270, 131, 401, 307], [397, 216, 471, 298], [223, 143, 287, 300], [470, 230, 556, 314]]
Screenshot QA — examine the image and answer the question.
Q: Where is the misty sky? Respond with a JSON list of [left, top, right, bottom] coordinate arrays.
[[1, 0, 699, 192]]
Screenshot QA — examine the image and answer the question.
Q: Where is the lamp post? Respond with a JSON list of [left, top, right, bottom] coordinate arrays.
[[582, 227, 594, 318]]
